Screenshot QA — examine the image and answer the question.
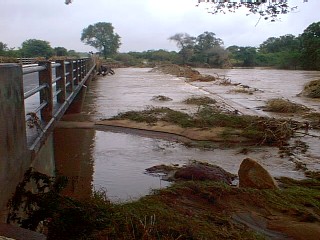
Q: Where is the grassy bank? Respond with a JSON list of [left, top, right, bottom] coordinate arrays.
[[110, 106, 298, 146], [8, 168, 320, 240]]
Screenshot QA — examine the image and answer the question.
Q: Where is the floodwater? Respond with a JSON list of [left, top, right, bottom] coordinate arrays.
[[196, 68, 320, 116], [54, 68, 320, 202]]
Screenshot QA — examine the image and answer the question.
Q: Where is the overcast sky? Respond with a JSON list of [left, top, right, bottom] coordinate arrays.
[[1, 0, 319, 53]]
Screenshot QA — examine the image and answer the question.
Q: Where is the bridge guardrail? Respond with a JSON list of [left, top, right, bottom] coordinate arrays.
[[0, 58, 96, 222], [22, 58, 96, 151]]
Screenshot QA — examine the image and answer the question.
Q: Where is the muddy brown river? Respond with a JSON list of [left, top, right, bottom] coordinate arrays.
[[54, 68, 320, 202]]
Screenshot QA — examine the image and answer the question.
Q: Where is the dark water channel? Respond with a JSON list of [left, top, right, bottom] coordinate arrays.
[[54, 68, 320, 202]]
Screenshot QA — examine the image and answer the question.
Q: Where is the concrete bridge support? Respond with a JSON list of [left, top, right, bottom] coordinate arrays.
[[0, 64, 30, 222]]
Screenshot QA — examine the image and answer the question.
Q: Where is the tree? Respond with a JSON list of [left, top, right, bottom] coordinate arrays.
[[0, 42, 8, 55], [127, 50, 179, 65], [54, 47, 68, 56], [256, 34, 302, 69], [207, 45, 230, 68], [169, 32, 229, 67], [169, 33, 195, 64], [81, 22, 121, 59], [113, 53, 141, 66], [196, 31, 223, 51], [0, 42, 20, 58], [67, 50, 80, 58], [20, 39, 53, 58], [194, 31, 225, 66], [197, 0, 309, 22], [300, 21, 320, 70], [259, 34, 300, 53], [227, 46, 257, 67]]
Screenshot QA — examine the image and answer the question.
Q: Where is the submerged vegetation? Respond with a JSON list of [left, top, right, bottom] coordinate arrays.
[[151, 95, 173, 101], [303, 112, 320, 129], [183, 96, 217, 105], [151, 64, 216, 82], [301, 79, 320, 98], [263, 98, 310, 113]]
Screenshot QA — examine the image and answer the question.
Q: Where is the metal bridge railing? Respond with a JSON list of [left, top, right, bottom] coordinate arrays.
[[22, 58, 96, 150], [18, 58, 39, 65]]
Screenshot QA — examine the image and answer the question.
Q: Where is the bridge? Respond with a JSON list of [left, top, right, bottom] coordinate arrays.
[[0, 58, 96, 222]]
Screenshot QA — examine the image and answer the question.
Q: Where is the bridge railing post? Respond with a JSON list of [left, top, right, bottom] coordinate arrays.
[[79, 59, 84, 80], [84, 58, 88, 75], [81, 59, 85, 79], [55, 60, 66, 103], [38, 61, 53, 122], [66, 60, 74, 93], [74, 60, 80, 86]]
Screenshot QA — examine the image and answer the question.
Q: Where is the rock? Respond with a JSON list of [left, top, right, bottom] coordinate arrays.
[[174, 161, 236, 184], [238, 158, 278, 189]]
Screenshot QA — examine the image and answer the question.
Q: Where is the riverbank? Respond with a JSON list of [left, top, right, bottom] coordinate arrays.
[[6, 165, 320, 240]]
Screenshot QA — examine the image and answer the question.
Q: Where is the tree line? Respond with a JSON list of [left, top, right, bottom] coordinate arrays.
[[1, 21, 319, 70], [127, 21, 320, 71], [228, 21, 320, 70], [0, 39, 82, 59]]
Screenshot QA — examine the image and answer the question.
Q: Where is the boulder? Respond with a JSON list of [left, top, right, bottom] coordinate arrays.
[[174, 161, 236, 184], [238, 158, 278, 189]]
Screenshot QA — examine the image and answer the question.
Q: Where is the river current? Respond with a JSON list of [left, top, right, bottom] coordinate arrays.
[[53, 68, 320, 201]]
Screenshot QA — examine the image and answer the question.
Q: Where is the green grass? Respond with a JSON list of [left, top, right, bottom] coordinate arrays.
[[183, 96, 217, 105], [111, 107, 193, 127], [8, 169, 320, 240], [111, 106, 297, 146]]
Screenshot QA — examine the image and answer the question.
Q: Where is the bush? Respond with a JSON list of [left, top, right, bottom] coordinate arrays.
[[264, 98, 309, 113], [301, 79, 320, 98]]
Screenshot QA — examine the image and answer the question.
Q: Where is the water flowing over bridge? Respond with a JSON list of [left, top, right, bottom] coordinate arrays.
[[0, 58, 96, 222]]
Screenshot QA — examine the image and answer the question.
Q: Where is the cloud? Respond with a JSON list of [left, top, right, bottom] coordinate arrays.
[[0, 0, 319, 52]]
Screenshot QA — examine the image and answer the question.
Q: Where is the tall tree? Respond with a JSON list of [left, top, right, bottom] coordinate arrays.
[[0, 42, 8, 55], [67, 50, 80, 58], [194, 31, 225, 66], [195, 31, 223, 51], [259, 34, 300, 53], [81, 22, 121, 59], [206, 45, 230, 68], [257, 34, 302, 69], [54, 47, 68, 56], [227, 46, 257, 67], [169, 33, 195, 64], [20, 39, 53, 58], [300, 21, 320, 70]]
